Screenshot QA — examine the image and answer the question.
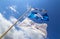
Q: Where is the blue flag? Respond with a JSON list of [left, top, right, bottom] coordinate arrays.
[[28, 9, 49, 23]]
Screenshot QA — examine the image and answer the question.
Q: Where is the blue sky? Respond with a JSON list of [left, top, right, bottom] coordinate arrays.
[[0, 0, 60, 39]]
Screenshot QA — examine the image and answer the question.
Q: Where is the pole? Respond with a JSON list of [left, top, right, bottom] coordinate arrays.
[[0, 7, 31, 39]]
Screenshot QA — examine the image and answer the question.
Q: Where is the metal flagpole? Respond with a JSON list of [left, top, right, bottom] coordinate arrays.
[[0, 7, 31, 39]]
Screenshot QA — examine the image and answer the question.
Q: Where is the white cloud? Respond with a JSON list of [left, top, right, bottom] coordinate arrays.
[[8, 5, 20, 14], [10, 6, 16, 12], [9, 16, 21, 26], [9, 16, 17, 23], [8, 5, 18, 13], [0, 13, 14, 39], [0, 13, 12, 34], [0, 13, 47, 39]]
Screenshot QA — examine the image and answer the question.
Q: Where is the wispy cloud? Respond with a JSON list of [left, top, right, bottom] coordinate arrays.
[[8, 5, 19, 14], [9, 16, 17, 23], [9, 5, 17, 12]]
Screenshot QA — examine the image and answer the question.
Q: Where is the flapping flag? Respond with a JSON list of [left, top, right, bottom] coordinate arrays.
[[28, 8, 49, 23], [19, 8, 49, 38]]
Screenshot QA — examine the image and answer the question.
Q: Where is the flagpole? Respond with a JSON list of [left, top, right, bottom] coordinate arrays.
[[0, 7, 31, 39]]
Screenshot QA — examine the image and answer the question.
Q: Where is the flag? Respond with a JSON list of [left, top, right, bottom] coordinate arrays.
[[19, 8, 48, 38], [28, 8, 49, 23]]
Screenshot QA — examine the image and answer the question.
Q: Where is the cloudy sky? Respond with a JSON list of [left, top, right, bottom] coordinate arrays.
[[0, 13, 47, 39], [0, 0, 60, 39]]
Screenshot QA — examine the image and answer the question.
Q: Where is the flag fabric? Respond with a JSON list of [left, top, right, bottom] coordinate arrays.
[[20, 17, 47, 38], [19, 8, 49, 38], [28, 8, 49, 23], [42, 13, 49, 21]]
